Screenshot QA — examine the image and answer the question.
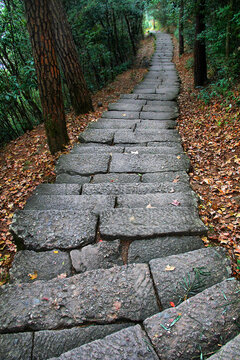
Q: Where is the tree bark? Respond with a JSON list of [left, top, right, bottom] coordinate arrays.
[[226, 0, 233, 58], [194, 0, 207, 87], [179, 0, 184, 56], [49, 0, 93, 115], [24, 0, 69, 154]]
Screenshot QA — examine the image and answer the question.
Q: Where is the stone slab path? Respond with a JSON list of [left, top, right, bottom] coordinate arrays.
[[1, 32, 239, 360]]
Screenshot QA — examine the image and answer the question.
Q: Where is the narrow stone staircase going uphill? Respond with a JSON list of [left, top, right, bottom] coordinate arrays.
[[0, 32, 239, 360]]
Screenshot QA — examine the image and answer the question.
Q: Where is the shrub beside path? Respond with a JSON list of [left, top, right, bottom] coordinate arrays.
[[0, 32, 239, 360]]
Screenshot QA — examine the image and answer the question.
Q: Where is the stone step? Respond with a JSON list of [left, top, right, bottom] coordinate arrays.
[[91, 173, 141, 183], [10, 209, 99, 250], [142, 105, 178, 113], [55, 174, 90, 184], [71, 144, 124, 154], [107, 103, 142, 111], [141, 171, 189, 183], [102, 110, 140, 119], [113, 130, 182, 144], [109, 153, 190, 173], [136, 120, 176, 129], [82, 183, 192, 195], [149, 247, 231, 309], [32, 184, 81, 195], [0, 264, 159, 333], [78, 129, 114, 144], [206, 334, 240, 359], [87, 119, 139, 129], [124, 145, 182, 154], [56, 153, 110, 175], [48, 325, 159, 360], [140, 111, 178, 120], [143, 279, 240, 360], [9, 250, 72, 284], [100, 208, 207, 240]]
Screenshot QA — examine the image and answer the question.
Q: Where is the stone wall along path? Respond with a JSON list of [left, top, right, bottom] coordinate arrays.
[[1, 32, 239, 360]]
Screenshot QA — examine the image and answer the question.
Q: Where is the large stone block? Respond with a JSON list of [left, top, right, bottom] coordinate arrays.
[[108, 103, 142, 111], [32, 184, 81, 195], [48, 325, 159, 360], [110, 153, 190, 173], [149, 247, 231, 309], [128, 236, 204, 264], [10, 250, 71, 283], [140, 111, 177, 120], [0, 264, 159, 332], [124, 145, 182, 155], [137, 120, 176, 129], [87, 119, 139, 129], [71, 143, 124, 153], [91, 173, 141, 183], [207, 334, 240, 360], [10, 210, 98, 250], [100, 208, 207, 240], [56, 154, 110, 176], [78, 129, 114, 144], [144, 279, 240, 360], [102, 111, 140, 119], [114, 130, 180, 144], [33, 324, 132, 360], [55, 174, 90, 185]]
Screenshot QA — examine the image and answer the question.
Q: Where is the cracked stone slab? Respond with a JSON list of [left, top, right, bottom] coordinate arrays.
[[133, 88, 156, 94], [33, 324, 133, 360], [10, 210, 98, 250], [137, 120, 176, 129], [207, 334, 240, 360], [70, 240, 123, 273], [142, 105, 178, 112], [144, 279, 240, 360], [125, 146, 182, 154], [110, 153, 190, 173], [24, 195, 115, 213], [146, 100, 176, 106], [71, 144, 123, 154], [78, 129, 114, 144], [140, 111, 178, 120], [120, 94, 138, 99], [117, 99, 146, 105], [87, 119, 139, 129], [142, 171, 189, 183], [128, 236, 204, 264], [0, 264, 159, 332], [10, 250, 71, 284], [0, 332, 33, 360], [56, 154, 110, 176], [91, 173, 141, 183], [82, 182, 192, 195], [117, 192, 198, 209], [114, 130, 181, 144], [32, 184, 81, 195], [102, 111, 140, 119], [138, 94, 177, 101], [48, 325, 159, 360], [55, 174, 90, 185], [149, 247, 231, 309], [100, 208, 207, 240], [108, 103, 142, 111]]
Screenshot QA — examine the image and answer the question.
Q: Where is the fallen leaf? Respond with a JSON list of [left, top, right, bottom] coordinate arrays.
[[165, 265, 176, 271], [171, 200, 181, 206], [28, 270, 38, 280]]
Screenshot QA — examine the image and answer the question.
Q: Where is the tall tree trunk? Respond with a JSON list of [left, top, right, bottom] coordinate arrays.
[[179, 0, 184, 56], [24, 0, 69, 154], [226, 0, 233, 58], [124, 14, 137, 56], [194, 0, 207, 87], [49, 0, 93, 115]]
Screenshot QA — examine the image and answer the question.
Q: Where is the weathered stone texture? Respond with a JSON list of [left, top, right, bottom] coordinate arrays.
[[207, 334, 240, 360], [0, 332, 33, 360], [56, 154, 110, 176]]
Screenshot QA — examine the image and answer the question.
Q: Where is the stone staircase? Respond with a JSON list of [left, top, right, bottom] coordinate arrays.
[[0, 32, 239, 360]]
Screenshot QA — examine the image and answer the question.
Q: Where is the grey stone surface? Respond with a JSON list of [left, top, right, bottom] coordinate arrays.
[[0, 264, 159, 332], [70, 240, 123, 273], [0, 332, 33, 360], [24, 195, 115, 213], [140, 111, 177, 120], [142, 105, 178, 112], [207, 334, 240, 360], [124, 145, 182, 154], [78, 129, 114, 144], [71, 144, 124, 153], [102, 111, 140, 119], [92, 173, 141, 183], [55, 174, 90, 185], [133, 88, 156, 94], [33, 184, 81, 195], [10, 250, 71, 283], [138, 94, 177, 101], [56, 154, 110, 176], [117, 192, 198, 209], [88, 119, 139, 129], [48, 325, 159, 360], [10, 210, 98, 250], [108, 103, 142, 111], [128, 236, 204, 264], [82, 182, 192, 195], [146, 100, 176, 106], [33, 324, 132, 360], [110, 153, 190, 173], [144, 279, 240, 360], [150, 247, 231, 309], [137, 120, 176, 129], [117, 99, 146, 105], [100, 208, 207, 240], [120, 94, 138, 99], [114, 129, 181, 144]]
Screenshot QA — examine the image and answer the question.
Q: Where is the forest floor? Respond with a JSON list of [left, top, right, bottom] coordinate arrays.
[[0, 33, 239, 285]]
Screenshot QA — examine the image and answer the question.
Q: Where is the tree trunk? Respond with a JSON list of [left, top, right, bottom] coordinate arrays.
[[49, 0, 93, 115], [124, 14, 137, 56], [226, 0, 233, 58], [194, 0, 207, 87], [24, 0, 69, 154], [179, 0, 184, 56]]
